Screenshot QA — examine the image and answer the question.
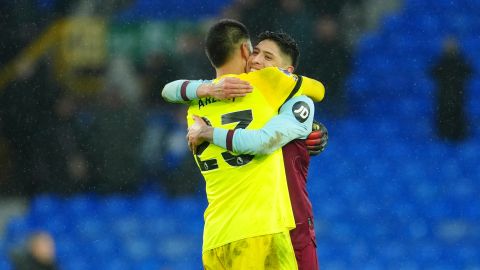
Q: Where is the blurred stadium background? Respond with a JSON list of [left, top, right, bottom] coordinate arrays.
[[0, 0, 479, 269]]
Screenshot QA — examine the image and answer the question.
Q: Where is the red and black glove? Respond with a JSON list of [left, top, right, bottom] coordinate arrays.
[[306, 120, 328, 156]]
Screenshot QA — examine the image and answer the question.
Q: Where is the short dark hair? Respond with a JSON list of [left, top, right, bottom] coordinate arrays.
[[257, 31, 300, 69], [205, 19, 250, 68]]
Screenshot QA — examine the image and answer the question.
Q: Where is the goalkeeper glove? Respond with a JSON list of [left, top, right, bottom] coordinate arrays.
[[306, 120, 328, 156]]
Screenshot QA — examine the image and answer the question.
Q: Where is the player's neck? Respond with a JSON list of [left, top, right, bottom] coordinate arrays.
[[216, 56, 246, 77]]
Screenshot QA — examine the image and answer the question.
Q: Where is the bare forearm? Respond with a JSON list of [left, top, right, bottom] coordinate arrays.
[[196, 83, 215, 98], [198, 126, 214, 142], [199, 77, 253, 99]]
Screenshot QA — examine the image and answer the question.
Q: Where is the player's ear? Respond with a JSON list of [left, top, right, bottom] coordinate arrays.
[[286, 65, 294, 73], [241, 41, 252, 59]]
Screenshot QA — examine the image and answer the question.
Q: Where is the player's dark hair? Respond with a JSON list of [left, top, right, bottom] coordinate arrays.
[[257, 31, 300, 69], [205, 19, 250, 68]]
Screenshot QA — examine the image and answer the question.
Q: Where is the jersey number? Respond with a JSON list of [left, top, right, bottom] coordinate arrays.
[[195, 110, 254, 171]]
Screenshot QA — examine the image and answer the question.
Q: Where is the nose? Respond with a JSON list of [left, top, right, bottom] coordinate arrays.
[[251, 54, 262, 65]]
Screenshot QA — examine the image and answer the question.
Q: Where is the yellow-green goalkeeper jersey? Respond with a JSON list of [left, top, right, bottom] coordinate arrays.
[[187, 67, 324, 251]]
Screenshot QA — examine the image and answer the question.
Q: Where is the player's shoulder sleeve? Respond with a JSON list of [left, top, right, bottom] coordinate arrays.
[[162, 79, 209, 103], [240, 67, 300, 110], [297, 76, 325, 102], [278, 95, 315, 138]]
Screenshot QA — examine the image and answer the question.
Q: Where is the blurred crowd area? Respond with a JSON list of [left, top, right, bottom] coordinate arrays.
[[0, 0, 389, 197]]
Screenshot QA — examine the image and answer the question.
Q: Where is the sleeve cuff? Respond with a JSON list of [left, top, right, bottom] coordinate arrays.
[[186, 81, 203, 100], [213, 128, 229, 149]]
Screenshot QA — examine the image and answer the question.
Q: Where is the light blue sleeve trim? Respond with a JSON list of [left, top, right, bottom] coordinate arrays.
[[186, 81, 204, 100], [161, 79, 208, 103], [213, 128, 228, 149], [231, 95, 315, 155]]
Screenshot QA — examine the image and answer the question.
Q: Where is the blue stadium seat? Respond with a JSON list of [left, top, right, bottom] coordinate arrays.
[[100, 258, 132, 270], [320, 259, 349, 270], [357, 34, 385, 55], [381, 14, 404, 33], [0, 254, 11, 270], [30, 194, 62, 217], [466, 0, 480, 9], [417, 14, 442, 34], [345, 72, 372, 94], [410, 241, 442, 266], [140, 216, 178, 238], [4, 217, 32, 248], [135, 193, 170, 218], [90, 237, 122, 260], [170, 195, 206, 219], [170, 259, 203, 270], [450, 13, 476, 36], [457, 245, 480, 266], [59, 257, 91, 270], [55, 235, 82, 263], [65, 194, 98, 218], [123, 235, 154, 262], [111, 216, 141, 237], [0, 257, 13, 270], [155, 234, 201, 262], [74, 217, 105, 241], [0, 241, 5, 257], [466, 76, 480, 115], [315, 198, 342, 220], [405, 218, 430, 241], [404, 0, 438, 13], [136, 258, 163, 270], [99, 195, 133, 219]]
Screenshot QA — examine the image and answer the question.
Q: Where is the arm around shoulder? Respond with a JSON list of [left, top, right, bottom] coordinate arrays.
[[214, 95, 315, 155], [161, 80, 205, 103]]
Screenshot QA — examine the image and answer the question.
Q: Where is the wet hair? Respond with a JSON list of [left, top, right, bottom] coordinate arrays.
[[205, 19, 250, 68], [257, 31, 300, 69]]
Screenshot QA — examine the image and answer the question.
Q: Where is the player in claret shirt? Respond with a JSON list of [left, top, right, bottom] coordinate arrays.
[[162, 20, 326, 270]]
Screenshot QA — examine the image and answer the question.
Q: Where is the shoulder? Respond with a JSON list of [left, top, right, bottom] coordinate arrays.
[[298, 76, 325, 102], [244, 67, 296, 80], [280, 95, 314, 122], [283, 95, 314, 108], [301, 75, 325, 89]]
